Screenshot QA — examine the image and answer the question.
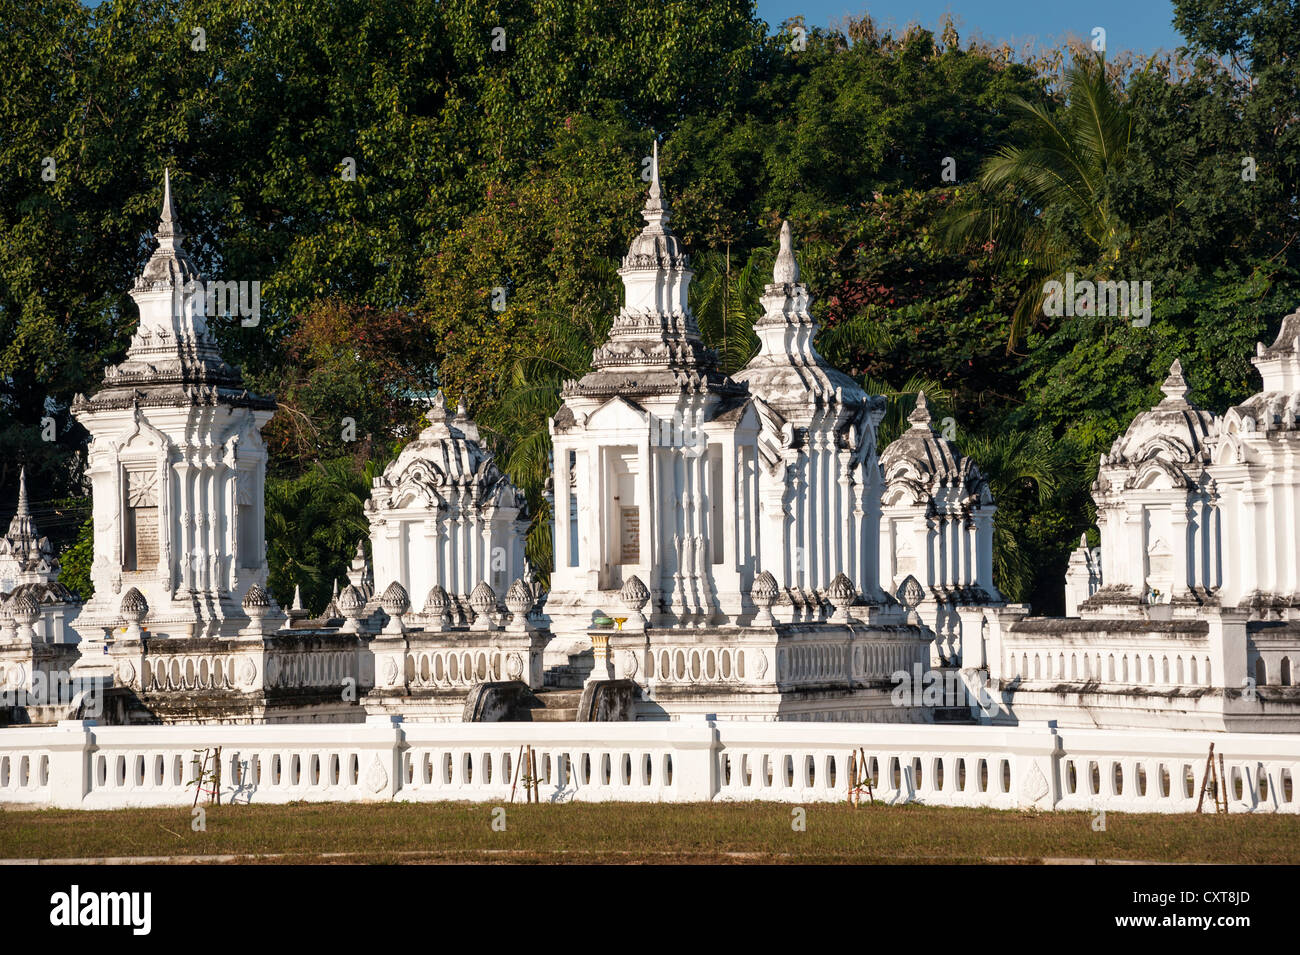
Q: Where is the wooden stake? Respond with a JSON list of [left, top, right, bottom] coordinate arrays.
[[1196, 743, 1215, 813], [530, 746, 540, 803], [1218, 751, 1229, 814], [510, 744, 524, 803]]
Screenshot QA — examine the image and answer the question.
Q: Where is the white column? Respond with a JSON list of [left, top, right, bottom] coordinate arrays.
[[177, 459, 194, 592], [721, 438, 736, 571], [1170, 502, 1191, 596], [555, 442, 571, 572], [584, 447, 600, 589]]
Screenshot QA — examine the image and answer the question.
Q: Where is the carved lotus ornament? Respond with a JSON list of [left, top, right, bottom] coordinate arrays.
[[119, 587, 148, 624], [828, 573, 857, 608], [751, 570, 780, 608], [619, 574, 651, 611], [898, 575, 925, 609], [469, 581, 497, 615], [380, 580, 410, 616], [10, 593, 40, 627], [423, 584, 450, 614], [242, 583, 270, 613], [505, 578, 534, 616], [338, 584, 366, 615]]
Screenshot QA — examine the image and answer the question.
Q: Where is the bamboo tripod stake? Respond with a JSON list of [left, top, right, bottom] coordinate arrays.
[[510, 745, 541, 804], [1195, 742, 1229, 814]]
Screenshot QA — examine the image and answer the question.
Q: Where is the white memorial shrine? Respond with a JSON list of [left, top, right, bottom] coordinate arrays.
[[69, 171, 279, 647], [365, 393, 529, 608], [878, 392, 1001, 667]]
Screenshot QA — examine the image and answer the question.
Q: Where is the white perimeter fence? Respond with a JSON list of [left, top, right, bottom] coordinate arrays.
[[1, 718, 1298, 813]]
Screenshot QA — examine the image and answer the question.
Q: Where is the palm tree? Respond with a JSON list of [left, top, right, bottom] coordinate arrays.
[[265, 456, 378, 611], [944, 52, 1134, 349], [690, 246, 767, 375], [956, 429, 1065, 600], [864, 373, 954, 449]]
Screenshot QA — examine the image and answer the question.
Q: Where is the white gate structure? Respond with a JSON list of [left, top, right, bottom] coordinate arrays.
[[0, 718, 1297, 813]]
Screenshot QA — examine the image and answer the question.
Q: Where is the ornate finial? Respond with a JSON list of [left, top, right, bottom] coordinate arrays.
[[640, 138, 671, 228], [773, 220, 800, 284], [649, 140, 661, 201], [156, 167, 184, 245], [1160, 359, 1189, 402], [455, 397, 467, 418], [908, 391, 933, 428], [420, 388, 449, 430], [15, 465, 28, 518], [7, 465, 36, 542], [242, 582, 271, 611], [291, 584, 304, 612]]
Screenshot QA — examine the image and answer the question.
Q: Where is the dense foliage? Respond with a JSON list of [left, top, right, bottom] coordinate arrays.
[[2, 1, 1297, 614]]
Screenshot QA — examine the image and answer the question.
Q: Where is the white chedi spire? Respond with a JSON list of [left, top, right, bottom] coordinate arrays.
[[734, 220, 870, 416], [640, 140, 670, 229], [618, 137, 691, 307], [773, 219, 800, 284], [7, 465, 36, 542], [157, 167, 184, 246], [135, 167, 201, 292], [566, 136, 730, 395], [909, 390, 933, 428], [756, 220, 813, 329], [70, 168, 274, 416], [118, 167, 226, 376]]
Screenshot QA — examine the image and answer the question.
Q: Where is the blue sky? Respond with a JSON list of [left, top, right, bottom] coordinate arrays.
[[755, 0, 1184, 55]]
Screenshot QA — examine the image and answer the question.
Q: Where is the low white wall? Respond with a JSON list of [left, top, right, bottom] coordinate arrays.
[[0, 718, 1297, 813]]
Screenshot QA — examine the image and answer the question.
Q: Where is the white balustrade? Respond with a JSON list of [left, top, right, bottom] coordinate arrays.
[[0, 719, 1296, 813]]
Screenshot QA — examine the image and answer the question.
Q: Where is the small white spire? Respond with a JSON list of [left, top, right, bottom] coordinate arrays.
[[650, 141, 661, 197], [774, 220, 800, 284], [15, 465, 28, 518], [640, 139, 670, 228], [909, 391, 933, 428], [1160, 358, 1189, 402], [6, 464, 37, 542], [156, 167, 183, 245]]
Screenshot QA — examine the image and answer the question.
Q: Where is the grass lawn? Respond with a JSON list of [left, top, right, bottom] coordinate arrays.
[[3, 801, 1299, 863]]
